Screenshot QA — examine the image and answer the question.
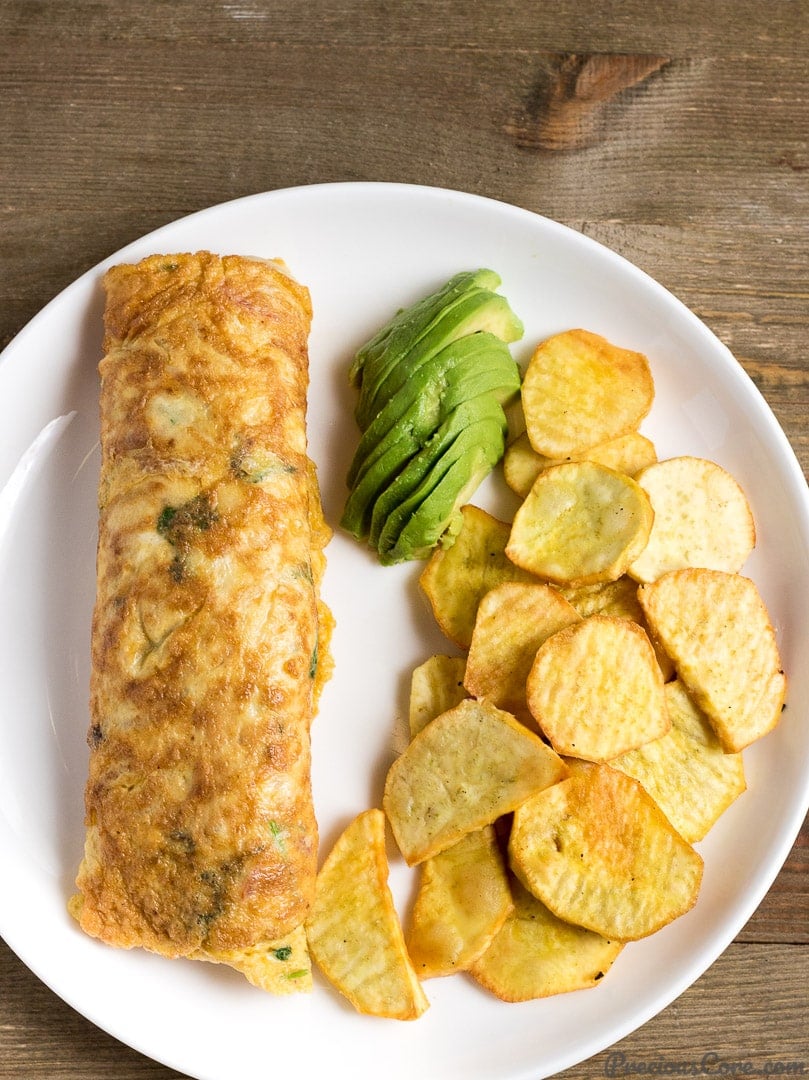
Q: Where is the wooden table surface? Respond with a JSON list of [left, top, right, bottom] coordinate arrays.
[[1, 2, 807, 1077]]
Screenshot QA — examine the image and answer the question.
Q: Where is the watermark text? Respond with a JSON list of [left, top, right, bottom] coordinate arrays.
[[604, 1052, 807, 1078]]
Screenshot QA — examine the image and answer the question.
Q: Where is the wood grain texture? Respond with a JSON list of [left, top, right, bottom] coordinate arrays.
[[506, 53, 672, 150], [1, 936, 807, 1079], [0, 0, 807, 1076]]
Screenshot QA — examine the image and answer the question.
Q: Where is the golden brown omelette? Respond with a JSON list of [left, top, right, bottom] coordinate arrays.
[[70, 252, 333, 993]]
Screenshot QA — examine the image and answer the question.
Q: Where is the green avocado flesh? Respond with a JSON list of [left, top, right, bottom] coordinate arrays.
[[375, 402, 508, 563], [349, 268, 501, 388], [354, 287, 523, 431], [368, 393, 508, 548], [379, 428, 507, 565], [346, 331, 520, 489], [342, 269, 523, 562]]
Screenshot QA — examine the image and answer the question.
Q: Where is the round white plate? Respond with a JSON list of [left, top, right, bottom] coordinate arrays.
[[0, 183, 807, 1080]]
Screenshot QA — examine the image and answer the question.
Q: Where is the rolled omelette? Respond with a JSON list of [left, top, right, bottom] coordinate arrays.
[[70, 252, 333, 993]]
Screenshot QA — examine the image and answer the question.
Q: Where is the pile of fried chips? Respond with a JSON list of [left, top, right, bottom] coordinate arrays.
[[307, 327, 787, 1016]]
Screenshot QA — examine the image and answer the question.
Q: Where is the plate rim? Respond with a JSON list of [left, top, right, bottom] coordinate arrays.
[[1, 180, 807, 1080]]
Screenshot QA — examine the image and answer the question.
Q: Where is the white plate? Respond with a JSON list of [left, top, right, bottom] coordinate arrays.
[[0, 182, 807, 1080]]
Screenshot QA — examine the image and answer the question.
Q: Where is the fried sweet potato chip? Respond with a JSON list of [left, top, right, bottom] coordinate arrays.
[[305, 809, 428, 1020], [557, 575, 645, 622], [469, 876, 623, 1001], [556, 574, 674, 678], [407, 825, 513, 979], [628, 456, 756, 583], [409, 654, 468, 737], [638, 569, 786, 753], [463, 582, 581, 719], [383, 698, 567, 865], [611, 679, 746, 842], [506, 461, 654, 586], [527, 615, 669, 761], [509, 763, 704, 941], [420, 504, 540, 648], [520, 329, 654, 459], [504, 429, 658, 499]]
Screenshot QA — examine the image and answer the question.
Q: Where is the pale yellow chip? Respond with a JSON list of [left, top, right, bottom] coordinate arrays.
[[469, 876, 623, 1001], [611, 679, 746, 842], [509, 763, 704, 941], [504, 429, 658, 499], [527, 615, 670, 761], [638, 568, 787, 753], [199, 924, 312, 994], [305, 808, 429, 1020], [628, 456, 756, 583], [406, 825, 513, 979], [521, 329, 655, 458], [557, 576, 674, 681], [506, 461, 654, 586], [420, 504, 540, 648], [463, 582, 581, 719], [409, 654, 468, 737], [383, 698, 567, 865], [557, 574, 645, 622]]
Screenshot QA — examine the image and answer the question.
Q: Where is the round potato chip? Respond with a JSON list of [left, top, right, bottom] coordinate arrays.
[[526, 615, 669, 761], [469, 876, 623, 1001], [509, 763, 704, 941], [628, 456, 756, 583], [463, 582, 581, 719], [420, 505, 540, 648], [409, 654, 468, 737], [521, 329, 654, 458], [504, 429, 658, 499], [557, 574, 645, 621], [383, 698, 567, 865], [638, 568, 787, 753], [506, 461, 654, 587], [611, 679, 746, 842]]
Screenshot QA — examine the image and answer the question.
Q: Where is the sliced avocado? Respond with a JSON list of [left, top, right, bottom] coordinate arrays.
[[376, 402, 508, 564], [341, 424, 426, 541], [368, 392, 508, 548], [342, 338, 519, 543], [355, 287, 523, 430], [349, 268, 501, 389], [346, 331, 520, 488], [375, 407, 505, 558]]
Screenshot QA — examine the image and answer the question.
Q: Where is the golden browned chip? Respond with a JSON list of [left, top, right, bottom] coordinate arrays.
[[520, 329, 655, 459], [628, 456, 756, 583], [406, 826, 513, 979], [409, 654, 468, 738], [201, 924, 312, 994], [463, 582, 581, 718], [305, 808, 428, 1020], [383, 698, 567, 865], [420, 504, 540, 648], [469, 876, 623, 1001], [504, 430, 658, 499], [506, 462, 654, 586], [509, 763, 704, 941], [611, 679, 746, 842], [638, 568, 787, 753], [526, 615, 670, 761]]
